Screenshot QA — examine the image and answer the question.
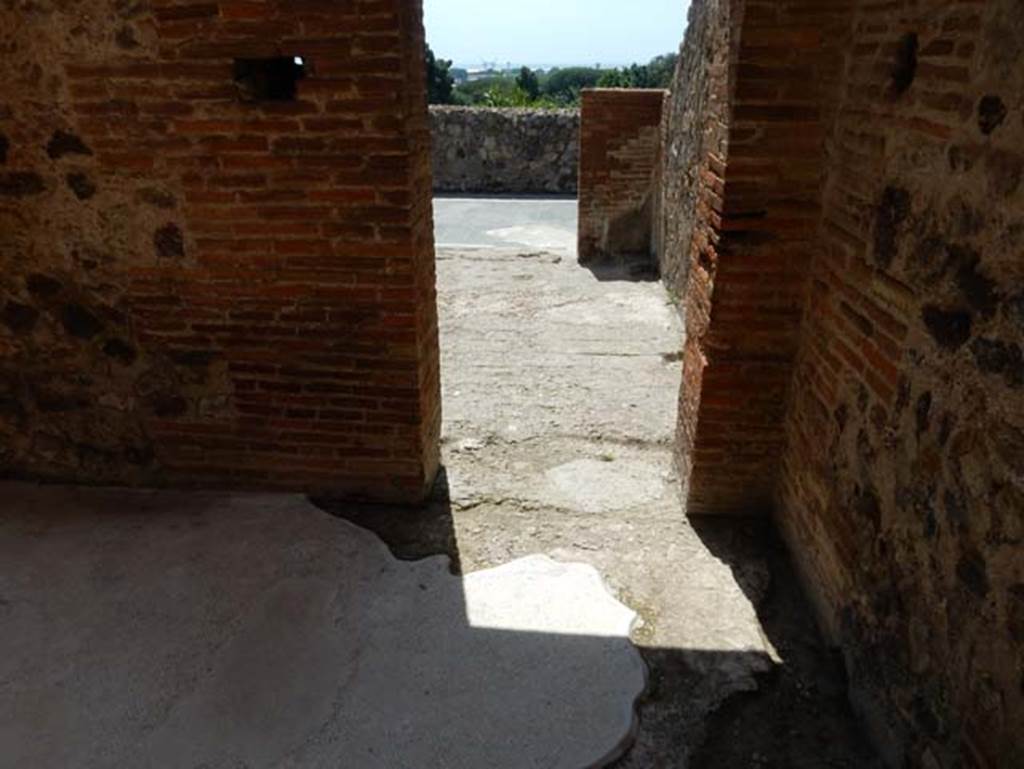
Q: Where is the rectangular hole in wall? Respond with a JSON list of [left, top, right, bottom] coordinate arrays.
[[233, 56, 307, 102]]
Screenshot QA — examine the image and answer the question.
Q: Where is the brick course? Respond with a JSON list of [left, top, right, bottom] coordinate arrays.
[[660, 0, 741, 515]]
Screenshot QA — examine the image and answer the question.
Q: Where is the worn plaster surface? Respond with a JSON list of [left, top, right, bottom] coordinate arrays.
[[0, 486, 646, 768]]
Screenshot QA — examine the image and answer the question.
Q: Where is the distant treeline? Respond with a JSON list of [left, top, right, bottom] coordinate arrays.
[[426, 46, 678, 109]]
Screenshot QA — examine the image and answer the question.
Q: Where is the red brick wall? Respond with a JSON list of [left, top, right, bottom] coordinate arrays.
[[662, 0, 741, 515], [0, 0, 440, 502], [578, 89, 666, 265], [681, 0, 850, 515], [658, 0, 738, 299], [776, 1, 1024, 765]]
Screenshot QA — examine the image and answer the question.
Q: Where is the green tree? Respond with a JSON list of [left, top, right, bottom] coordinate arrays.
[[483, 84, 534, 108], [646, 53, 678, 88], [540, 67, 604, 105], [596, 53, 679, 91], [597, 69, 630, 88], [453, 76, 510, 106], [425, 44, 455, 104], [516, 66, 540, 101]]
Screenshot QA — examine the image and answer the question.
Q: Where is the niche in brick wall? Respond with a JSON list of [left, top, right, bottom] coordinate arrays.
[[233, 57, 307, 102]]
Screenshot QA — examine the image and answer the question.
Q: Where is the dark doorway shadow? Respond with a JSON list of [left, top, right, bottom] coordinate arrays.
[[684, 516, 885, 769], [433, 192, 579, 202]]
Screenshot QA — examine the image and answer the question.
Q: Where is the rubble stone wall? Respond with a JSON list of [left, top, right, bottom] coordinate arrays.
[[430, 106, 578, 195]]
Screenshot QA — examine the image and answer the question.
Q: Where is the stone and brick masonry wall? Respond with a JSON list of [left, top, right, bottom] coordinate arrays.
[[669, 0, 1022, 765], [0, 0, 441, 502], [430, 106, 578, 195], [775, 2, 1024, 766], [577, 89, 666, 265]]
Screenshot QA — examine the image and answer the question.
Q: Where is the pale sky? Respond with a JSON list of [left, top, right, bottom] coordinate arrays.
[[423, 0, 690, 69]]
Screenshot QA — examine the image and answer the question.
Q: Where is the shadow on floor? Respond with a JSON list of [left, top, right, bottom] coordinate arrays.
[[318, 478, 884, 769], [0, 478, 883, 768], [316, 468, 463, 574], [578, 259, 662, 283], [684, 517, 885, 769], [3, 481, 645, 767]]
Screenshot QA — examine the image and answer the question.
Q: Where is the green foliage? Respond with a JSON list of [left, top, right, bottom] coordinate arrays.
[[450, 75, 559, 109], [483, 85, 534, 108], [425, 44, 455, 104], [540, 67, 603, 105], [597, 69, 631, 88], [646, 53, 679, 88], [428, 48, 680, 109], [452, 76, 508, 105], [516, 66, 541, 101], [597, 53, 678, 90]]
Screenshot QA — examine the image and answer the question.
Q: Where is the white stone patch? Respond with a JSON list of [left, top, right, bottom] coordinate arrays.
[[465, 554, 639, 637], [546, 458, 667, 513]]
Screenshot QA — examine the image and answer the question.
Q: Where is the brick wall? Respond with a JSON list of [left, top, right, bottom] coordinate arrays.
[[667, 0, 1022, 762], [660, 0, 740, 514], [775, 1, 1024, 766], [0, 0, 440, 502], [659, 0, 735, 299], [678, 0, 851, 515], [577, 89, 666, 265]]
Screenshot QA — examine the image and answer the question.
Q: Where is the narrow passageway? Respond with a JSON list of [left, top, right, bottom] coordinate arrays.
[[435, 195, 683, 497], [419, 198, 884, 767]]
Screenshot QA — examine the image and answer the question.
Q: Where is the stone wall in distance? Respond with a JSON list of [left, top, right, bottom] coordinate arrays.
[[430, 106, 578, 195]]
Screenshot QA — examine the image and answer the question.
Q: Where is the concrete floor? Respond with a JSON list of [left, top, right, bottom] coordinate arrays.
[[433, 195, 578, 252], [0, 489, 646, 768], [0, 198, 881, 768]]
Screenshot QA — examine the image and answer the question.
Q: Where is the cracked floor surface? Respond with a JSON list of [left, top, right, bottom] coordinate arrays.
[[328, 199, 882, 768]]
